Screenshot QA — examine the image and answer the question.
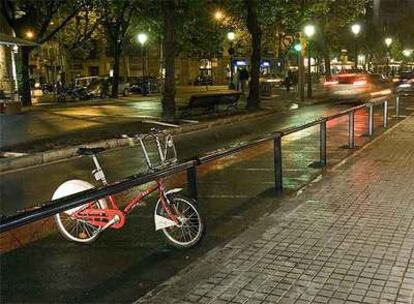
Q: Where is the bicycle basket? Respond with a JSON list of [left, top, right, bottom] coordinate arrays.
[[138, 132, 178, 170]]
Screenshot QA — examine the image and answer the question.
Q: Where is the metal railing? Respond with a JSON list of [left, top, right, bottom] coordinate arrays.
[[0, 94, 404, 233]]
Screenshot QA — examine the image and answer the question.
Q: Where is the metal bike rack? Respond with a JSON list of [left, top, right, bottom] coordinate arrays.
[[0, 94, 403, 233]]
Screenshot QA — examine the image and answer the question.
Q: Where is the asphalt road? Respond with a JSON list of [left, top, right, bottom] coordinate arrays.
[[0, 83, 371, 151], [0, 95, 412, 304]]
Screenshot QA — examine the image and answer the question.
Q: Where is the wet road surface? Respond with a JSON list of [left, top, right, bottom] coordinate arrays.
[[0, 96, 412, 303]]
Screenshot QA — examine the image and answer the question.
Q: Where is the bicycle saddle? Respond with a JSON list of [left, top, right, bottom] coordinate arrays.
[[77, 147, 105, 155]]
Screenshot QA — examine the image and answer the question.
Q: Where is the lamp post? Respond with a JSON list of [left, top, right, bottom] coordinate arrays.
[[304, 24, 315, 98], [227, 31, 236, 89], [351, 23, 361, 70], [137, 33, 148, 95], [294, 43, 304, 101], [385, 37, 392, 77]]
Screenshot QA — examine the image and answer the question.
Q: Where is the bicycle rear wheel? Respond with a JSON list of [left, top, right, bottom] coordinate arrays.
[[53, 180, 107, 244], [156, 194, 205, 249]]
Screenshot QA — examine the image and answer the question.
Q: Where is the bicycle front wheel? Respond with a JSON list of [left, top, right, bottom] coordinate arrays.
[[156, 194, 205, 249]]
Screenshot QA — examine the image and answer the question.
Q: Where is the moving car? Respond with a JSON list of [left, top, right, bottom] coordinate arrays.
[[337, 70, 367, 84]]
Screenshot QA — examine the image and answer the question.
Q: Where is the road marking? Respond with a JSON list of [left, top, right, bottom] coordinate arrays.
[[142, 120, 180, 128]]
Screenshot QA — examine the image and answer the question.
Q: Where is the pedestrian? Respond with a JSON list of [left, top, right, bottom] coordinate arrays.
[[285, 69, 293, 92], [239, 68, 249, 94]]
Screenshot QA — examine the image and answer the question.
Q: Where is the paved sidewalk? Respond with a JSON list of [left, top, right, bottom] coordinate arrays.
[[137, 116, 414, 304]]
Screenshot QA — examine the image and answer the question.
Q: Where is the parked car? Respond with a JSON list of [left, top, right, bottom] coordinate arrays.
[[77, 76, 130, 98], [129, 76, 160, 94], [194, 74, 213, 86], [395, 78, 414, 96]]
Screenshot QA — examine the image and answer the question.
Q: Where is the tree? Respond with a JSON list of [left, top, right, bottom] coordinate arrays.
[[161, 0, 177, 121], [1, 0, 79, 105], [97, 0, 136, 98], [245, 0, 261, 110], [60, 6, 102, 60]]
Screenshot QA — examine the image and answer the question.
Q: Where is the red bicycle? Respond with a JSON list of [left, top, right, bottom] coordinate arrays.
[[52, 131, 205, 249]]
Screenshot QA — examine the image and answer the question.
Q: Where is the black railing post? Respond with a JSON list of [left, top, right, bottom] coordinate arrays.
[[383, 99, 388, 128], [186, 166, 198, 199], [320, 120, 327, 166], [273, 134, 283, 194], [348, 110, 355, 148], [368, 103, 374, 136]]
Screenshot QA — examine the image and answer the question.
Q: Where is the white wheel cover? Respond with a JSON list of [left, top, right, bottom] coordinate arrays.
[[52, 180, 106, 215]]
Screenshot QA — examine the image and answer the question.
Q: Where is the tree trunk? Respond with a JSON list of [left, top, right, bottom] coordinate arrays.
[[324, 52, 331, 78], [245, 0, 262, 110], [20, 47, 33, 106], [111, 43, 121, 98], [161, 0, 177, 121]]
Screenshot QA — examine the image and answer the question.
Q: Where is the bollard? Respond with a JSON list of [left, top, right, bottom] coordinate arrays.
[[383, 100, 388, 128], [273, 135, 283, 194], [320, 120, 327, 166], [395, 95, 400, 118], [368, 103, 374, 136], [348, 111, 355, 148], [186, 166, 198, 199]]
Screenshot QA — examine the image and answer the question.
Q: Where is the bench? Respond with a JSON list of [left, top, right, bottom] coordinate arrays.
[[179, 92, 241, 116]]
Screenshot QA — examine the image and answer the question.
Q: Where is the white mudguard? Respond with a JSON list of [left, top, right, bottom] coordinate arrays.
[[52, 179, 107, 215], [154, 188, 182, 231]]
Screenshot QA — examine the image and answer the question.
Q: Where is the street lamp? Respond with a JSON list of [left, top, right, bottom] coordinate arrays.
[[294, 43, 304, 101], [385, 37, 392, 77], [227, 31, 236, 89], [214, 10, 224, 21], [137, 33, 148, 95], [403, 49, 411, 58], [304, 24, 315, 98], [26, 31, 34, 39], [351, 23, 361, 69]]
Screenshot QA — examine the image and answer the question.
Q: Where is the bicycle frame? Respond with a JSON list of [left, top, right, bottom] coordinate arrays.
[[70, 180, 179, 230], [69, 133, 181, 231]]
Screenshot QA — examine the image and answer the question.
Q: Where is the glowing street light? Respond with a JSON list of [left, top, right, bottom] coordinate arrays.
[[385, 37, 393, 47], [214, 10, 224, 21], [227, 31, 235, 41], [294, 43, 302, 52], [137, 33, 148, 46], [26, 31, 34, 39], [403, 49, 412, 57], [303, 24, 315, 98], [351, 23, 361, 36], [304, 24, 315, 38]]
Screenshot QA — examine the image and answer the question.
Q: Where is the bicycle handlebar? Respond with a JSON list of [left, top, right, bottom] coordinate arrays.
[[122, 128, 166, 141]]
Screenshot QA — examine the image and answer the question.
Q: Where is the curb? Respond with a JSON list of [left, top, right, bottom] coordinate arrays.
[[0, 109, 280, 174]]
